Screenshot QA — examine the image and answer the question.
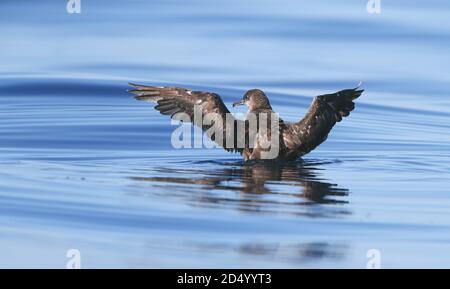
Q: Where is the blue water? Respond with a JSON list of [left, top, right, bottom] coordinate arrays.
[[1, 0, 450, 268]]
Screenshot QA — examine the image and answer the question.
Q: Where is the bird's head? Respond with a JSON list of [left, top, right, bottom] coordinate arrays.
[[233, 89, 271, 111]]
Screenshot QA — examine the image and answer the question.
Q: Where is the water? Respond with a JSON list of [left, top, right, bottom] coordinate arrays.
[[1, 0, 450, 268]]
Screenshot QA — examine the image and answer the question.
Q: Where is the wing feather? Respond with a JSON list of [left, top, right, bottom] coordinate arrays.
[[130, 83, 245, 153], [284, 84, 363, 156]]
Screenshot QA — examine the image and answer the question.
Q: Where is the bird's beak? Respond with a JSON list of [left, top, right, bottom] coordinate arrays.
[[233, 99, 245, 107]]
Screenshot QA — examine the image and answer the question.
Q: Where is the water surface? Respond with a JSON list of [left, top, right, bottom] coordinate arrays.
[[1, 0, 450, 268]]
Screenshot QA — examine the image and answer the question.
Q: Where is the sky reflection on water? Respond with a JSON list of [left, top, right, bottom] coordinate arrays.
[[1, 0, 450, 268]]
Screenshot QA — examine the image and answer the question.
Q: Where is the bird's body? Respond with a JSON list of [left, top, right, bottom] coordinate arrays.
[[130, 84, 363, 161]]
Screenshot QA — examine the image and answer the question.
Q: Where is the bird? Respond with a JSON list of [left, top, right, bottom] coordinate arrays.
[[129, 83, 363, 161]]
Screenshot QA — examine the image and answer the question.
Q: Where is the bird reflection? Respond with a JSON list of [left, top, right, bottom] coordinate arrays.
[[131, 160, 350, 217]]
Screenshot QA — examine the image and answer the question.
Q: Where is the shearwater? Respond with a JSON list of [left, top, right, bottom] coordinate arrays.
[[130, 83, 363, 161]]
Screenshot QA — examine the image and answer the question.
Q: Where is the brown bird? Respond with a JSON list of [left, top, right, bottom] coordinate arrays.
[[129, 83, 363, 161]]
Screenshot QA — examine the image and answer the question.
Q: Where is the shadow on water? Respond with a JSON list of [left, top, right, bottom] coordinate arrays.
[[128, 159, 351, 265], [155, 240, 349, 267], [130, 159, 350, 218]]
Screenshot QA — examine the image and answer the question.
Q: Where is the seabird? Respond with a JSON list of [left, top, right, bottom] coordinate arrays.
[[129, 83, 363, 161]]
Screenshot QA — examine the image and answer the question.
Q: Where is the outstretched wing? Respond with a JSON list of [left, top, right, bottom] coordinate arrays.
[[284, 84, 364, 156], [129, 83, 245, 153]]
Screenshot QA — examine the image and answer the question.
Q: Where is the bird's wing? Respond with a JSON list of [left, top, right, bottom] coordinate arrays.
[[284, 84, 363, 156], [129, 83, 245, 153]]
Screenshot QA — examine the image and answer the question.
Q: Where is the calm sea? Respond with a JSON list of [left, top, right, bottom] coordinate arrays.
[[1, 0, 449, 268]]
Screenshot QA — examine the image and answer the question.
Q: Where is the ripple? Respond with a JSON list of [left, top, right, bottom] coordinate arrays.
[[2, 0, 450, 267]]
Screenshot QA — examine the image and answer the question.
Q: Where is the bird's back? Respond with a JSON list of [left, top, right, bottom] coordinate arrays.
[[241, 108, 290, 161]]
